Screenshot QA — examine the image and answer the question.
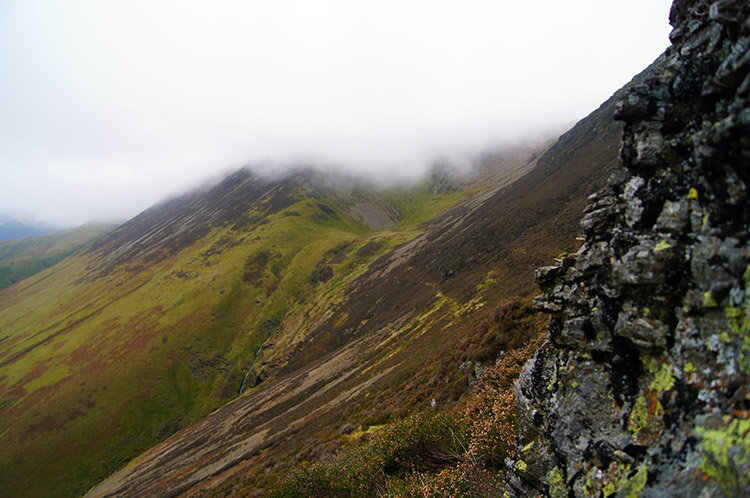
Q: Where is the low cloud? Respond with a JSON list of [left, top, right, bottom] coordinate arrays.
[[0, 0, 673, 226]]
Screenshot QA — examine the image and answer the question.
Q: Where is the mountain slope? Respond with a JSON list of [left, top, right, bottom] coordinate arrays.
[[82, 80, 632, 497], [0, 160, 518, 498], [0, 223, 114, 290], [2, 59, 647, 497]]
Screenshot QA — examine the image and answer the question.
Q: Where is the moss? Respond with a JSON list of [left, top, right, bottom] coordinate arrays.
[[548, 466, 566, 498], [697, 417, 750, 496]]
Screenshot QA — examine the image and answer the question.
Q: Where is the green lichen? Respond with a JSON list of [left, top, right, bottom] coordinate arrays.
[[628, 362, 672, 438], [697, 418, 750, 496], [629, 395, 649, 437], [602, 481, 617, 497], [548, 466, 567, 498], [684, 362, 696, 373], [618, 463, 648, 498], [650, 363, 675, 393], [547, 362, 558, 391], [703, 291, 719, 308], [515, 460, 528, 473], [654, 240, 672, 252], [724, 271, 750, 372], [687, 187, 698, 200], [521, 441, 534, 454], [741, 336, 750, 374]]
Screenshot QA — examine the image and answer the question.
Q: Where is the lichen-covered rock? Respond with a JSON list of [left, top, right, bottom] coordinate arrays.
[[505, 1, 750, 496]]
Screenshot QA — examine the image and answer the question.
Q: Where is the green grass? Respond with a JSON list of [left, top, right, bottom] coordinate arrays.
[[0, 172, 480, 498], [382, 182, 474, 231], [0, 223, 114, 290]]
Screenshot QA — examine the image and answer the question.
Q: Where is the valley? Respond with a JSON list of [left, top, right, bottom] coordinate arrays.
[[0, 104, 619, 497]]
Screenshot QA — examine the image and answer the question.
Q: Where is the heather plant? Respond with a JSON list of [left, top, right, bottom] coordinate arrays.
[[389, 463, 503, 498], [270, 411, 465, 498], [463, 339, 542, 468], [270, 300, 545, 498]]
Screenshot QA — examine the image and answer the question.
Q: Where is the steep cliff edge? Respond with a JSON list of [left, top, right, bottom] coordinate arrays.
[[505, 2, 750, 497]]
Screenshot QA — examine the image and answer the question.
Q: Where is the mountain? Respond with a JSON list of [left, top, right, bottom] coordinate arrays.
[[0, 107, 618, 498], [0, 215, 57, 241], [41, 3, 748, 497], [1, 26, 697, 498], [72, 87, 631, 497], [0, 223, 115, 291], [0, 152, 546, 497]]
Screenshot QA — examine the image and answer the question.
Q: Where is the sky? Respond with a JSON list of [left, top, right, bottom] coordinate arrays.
[[0, 0, 674, 227]]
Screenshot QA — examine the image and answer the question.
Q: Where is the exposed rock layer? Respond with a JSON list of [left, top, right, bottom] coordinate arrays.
[[506, 1, 750, 496]]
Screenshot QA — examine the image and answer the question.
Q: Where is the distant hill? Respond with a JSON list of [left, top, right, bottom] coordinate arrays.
[[0, 215, 57, 241], [0, 224, 116, 291]]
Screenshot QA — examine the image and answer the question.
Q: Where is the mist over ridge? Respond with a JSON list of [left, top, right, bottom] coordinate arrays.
[[0, 0, 673, 226]]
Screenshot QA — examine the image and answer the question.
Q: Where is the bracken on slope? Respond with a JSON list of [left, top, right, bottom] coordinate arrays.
[[505, 1, 750, 496]]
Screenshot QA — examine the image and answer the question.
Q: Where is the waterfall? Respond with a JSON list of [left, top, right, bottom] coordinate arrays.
[[238, 336, 269, 396]]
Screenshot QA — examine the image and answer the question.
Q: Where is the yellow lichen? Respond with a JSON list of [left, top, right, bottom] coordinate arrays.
[[650, 363, 675, 393], [548, 466, 567, 498], [619, 464, 648, 498], [697, 418, 750, 495], [703, 291, 718, 308], [654, 240, 672, 252], [629, 395, 649, 437]]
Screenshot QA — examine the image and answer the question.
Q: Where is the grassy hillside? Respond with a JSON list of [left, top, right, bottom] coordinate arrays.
[[0, 167, 484, 498], [0, 79, 628, 496], [81, 86, 626, 497], [0, 223, 114, 290]]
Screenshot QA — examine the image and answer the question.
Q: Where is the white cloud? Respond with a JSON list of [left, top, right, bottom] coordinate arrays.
[[0, 0, 673, 225]]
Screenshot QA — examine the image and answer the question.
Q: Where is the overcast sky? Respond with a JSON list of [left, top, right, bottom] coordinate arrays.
[[0, 0, 673, 226]]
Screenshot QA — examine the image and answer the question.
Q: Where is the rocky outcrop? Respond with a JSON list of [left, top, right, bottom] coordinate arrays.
[[506, 1, 750, 496]]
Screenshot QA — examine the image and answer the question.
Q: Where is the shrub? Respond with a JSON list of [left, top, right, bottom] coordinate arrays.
[[464, 337, 543, 468], [388, 463, 503, 498], [270, 411, 465, 498]]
